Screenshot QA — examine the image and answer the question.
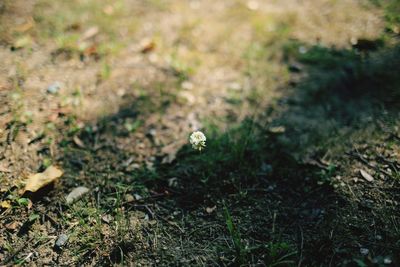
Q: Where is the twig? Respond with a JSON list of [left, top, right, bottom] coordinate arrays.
[[297, 225, 304, 267]]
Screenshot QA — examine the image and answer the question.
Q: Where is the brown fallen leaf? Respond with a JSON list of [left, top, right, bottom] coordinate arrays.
[[5, 221, 19, 230], [140, 39, 156, 53], [23, 165, 63, 194], [360, 169, 374, 182], [83, 44, 98, 57]]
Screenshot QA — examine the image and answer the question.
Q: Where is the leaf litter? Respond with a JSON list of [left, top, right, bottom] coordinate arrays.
[[22, 166, 63, 194]]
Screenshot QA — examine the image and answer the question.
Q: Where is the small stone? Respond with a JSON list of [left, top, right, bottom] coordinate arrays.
[[168, 177, 178, 187], [148, 129, 157, 137], [66, 186, 90, 204], [360, 169, 374, 182], [47, 82, 61, 94], [55, 234, 68, 248], [206, 206, 217, 214], [360, 247, 369, 256], [383, 257, 392, 264], [260, 163, 273, 174], [299, 46, 307, 54], [266, 185, 275, 192]]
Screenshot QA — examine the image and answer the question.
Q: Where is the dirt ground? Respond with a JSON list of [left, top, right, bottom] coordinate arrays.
[[0, 0, 399, 266]]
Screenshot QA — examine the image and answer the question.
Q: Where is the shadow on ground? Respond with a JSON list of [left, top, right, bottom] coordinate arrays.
[[55, 43, 400, 266]]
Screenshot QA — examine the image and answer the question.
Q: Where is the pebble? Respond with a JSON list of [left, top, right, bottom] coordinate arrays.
[[360, 169, 374, 182], [55, 234, 69, 248], [360, 247, 369, 256], [384, 257, 392, 264], [134, 194, 142, 200], [46, 82, 61, 94], [299, 46, 307, 54], [66, 186, 90, 204]]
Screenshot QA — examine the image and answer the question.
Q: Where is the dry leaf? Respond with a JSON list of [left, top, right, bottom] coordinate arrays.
[[360, 169, 374, 182], [83, 44, 98, 57], [5, 221, 19, 230], [0, 200, 11, 209], [141, 41, 156, 53], [23, 165, 63, 193], [5, 221, 18, 230]]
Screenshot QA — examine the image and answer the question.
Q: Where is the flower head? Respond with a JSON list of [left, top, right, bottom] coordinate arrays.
[[189, 131, 206, 151]]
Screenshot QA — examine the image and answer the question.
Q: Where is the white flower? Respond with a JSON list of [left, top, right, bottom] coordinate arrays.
[[189, 131, 206, 151]]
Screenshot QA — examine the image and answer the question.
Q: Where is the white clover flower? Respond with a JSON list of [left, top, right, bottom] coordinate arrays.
[[189, 131, 206, 151]]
